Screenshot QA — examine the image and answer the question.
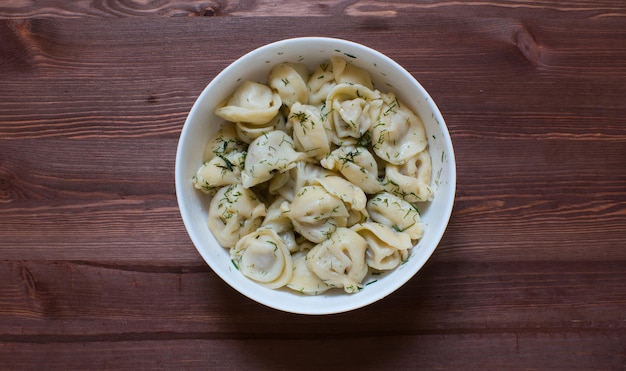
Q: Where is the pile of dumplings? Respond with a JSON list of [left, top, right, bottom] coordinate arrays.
[[192, 56, 433, 295]]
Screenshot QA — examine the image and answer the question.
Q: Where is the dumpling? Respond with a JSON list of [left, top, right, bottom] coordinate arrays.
[[289, 102, 332, 161], [207, 184, 266, 248], [261, 196, 297, 252], [330, 56, 374, 90], [371, 92, 428, 165], [192, 150, 246, 194], [202, 124, 247, 163], [325, 83, 381, 144], [268, 62, 309, 109], [306, 227, 368, 293], [286, 250, 332, 295], [382, 149, 433, 203], [307, 60, 336, 106], [352, 222, 412, 271], [241, 130, 307, 188], [312, 175, 368, 226], [320, 145, 384, 194], [231, 228, 292, 289], [268, 161, 333, 202], [284, 185, 349, 243], [215, 81, 282, 125], [313, 175, 367, 210], [236, 113, 286, 144], [367, 192, 424, 240]]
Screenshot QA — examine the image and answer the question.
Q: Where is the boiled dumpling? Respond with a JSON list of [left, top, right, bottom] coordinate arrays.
[[325, 83, 381, 144], [236, 113, 286, 144], [215, 81, 282, 125], [330, 56, 374, 90], [367, 192, 424, 240], [268, 161, 333, 202], [307, 60, 336, 106], [231, 228, 292, 289], [284, 185, 349, 243], [286, 250, 332, 295], [320, 145, 384, 194], [261, 196, 297, 252], [268, 62, 309, 109], [313, 175, 369, 226], [207, 184, 266, 248], [241, 130, 307, 188], [313, 175, 367, 212], [306, 227, 368, 293], [192, 150, 246, 195], [202, 124, 247, 163], [382, 149, 433, 203], [289, 102, 332, 161], [371, 92, 428, 165], [352, 222, 412, 271]]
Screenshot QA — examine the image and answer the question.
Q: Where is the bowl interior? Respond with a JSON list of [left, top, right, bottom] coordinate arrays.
[[176, 37, 456, 314]]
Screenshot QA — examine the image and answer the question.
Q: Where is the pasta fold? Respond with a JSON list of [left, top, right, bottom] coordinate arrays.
[[207, 184, 266, 248], [241, 130, 306, 188], [231, 228, 293, 289], [216, 81, 282, 125], [306, 227, 368, 293]]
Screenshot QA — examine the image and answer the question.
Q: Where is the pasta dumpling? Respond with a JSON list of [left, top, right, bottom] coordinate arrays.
[[306, 227, 368, 293], [372, 92, 428, 165], [203, 124, 247, 163], [269, 161, 333, 202], [313, 175, 367, 212], [383, 150, 433, 203], [307, 61, 336, 106], [236, 113, 286, 144], [285, 185, 349, 243], [286, 250, 332, 295], [330, 56, 374, 90], [241, 130, 306, 188], [367, 192, 424, 240], [320, 145, 383, 194], [289, 102, 332, 161], [231, 228, 293, 289], [207, 184, 266, 248], [192, 150, 246, 194], [313, 175, 369, 226], [352, 222, 412, 271], [215, 81, 282, 125], [326, 83, 381, 144], [261, 196, 297, 252], [268, 62, 309, 109]]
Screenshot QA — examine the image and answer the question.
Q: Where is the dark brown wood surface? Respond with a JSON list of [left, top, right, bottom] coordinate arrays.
[[1, 1, 625, 369]]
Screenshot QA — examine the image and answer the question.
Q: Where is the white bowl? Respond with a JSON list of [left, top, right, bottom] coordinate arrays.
[[175, 37, 456, 315]]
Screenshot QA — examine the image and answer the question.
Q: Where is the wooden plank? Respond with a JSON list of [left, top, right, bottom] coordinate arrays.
[[1, 0, 625, 19], [0, 199, 201, 261], [1, 332, 625, 370], [0, 138, 177, 199], [0, 13, 624, 370], [0, 260, 623, 336], [0, 17, 625, 262], [1, 18, 624, 139], [1, 138, 624, 261]]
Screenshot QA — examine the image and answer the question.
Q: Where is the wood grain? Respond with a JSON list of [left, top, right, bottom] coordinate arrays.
[[1, 0, 625, 18], [1, 259, 624, 334], [3, 333, 624, 370], [0, 9, 625, 371]]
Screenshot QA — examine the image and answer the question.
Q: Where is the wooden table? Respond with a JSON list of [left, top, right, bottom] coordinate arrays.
[[1, 1, 625, 369]]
